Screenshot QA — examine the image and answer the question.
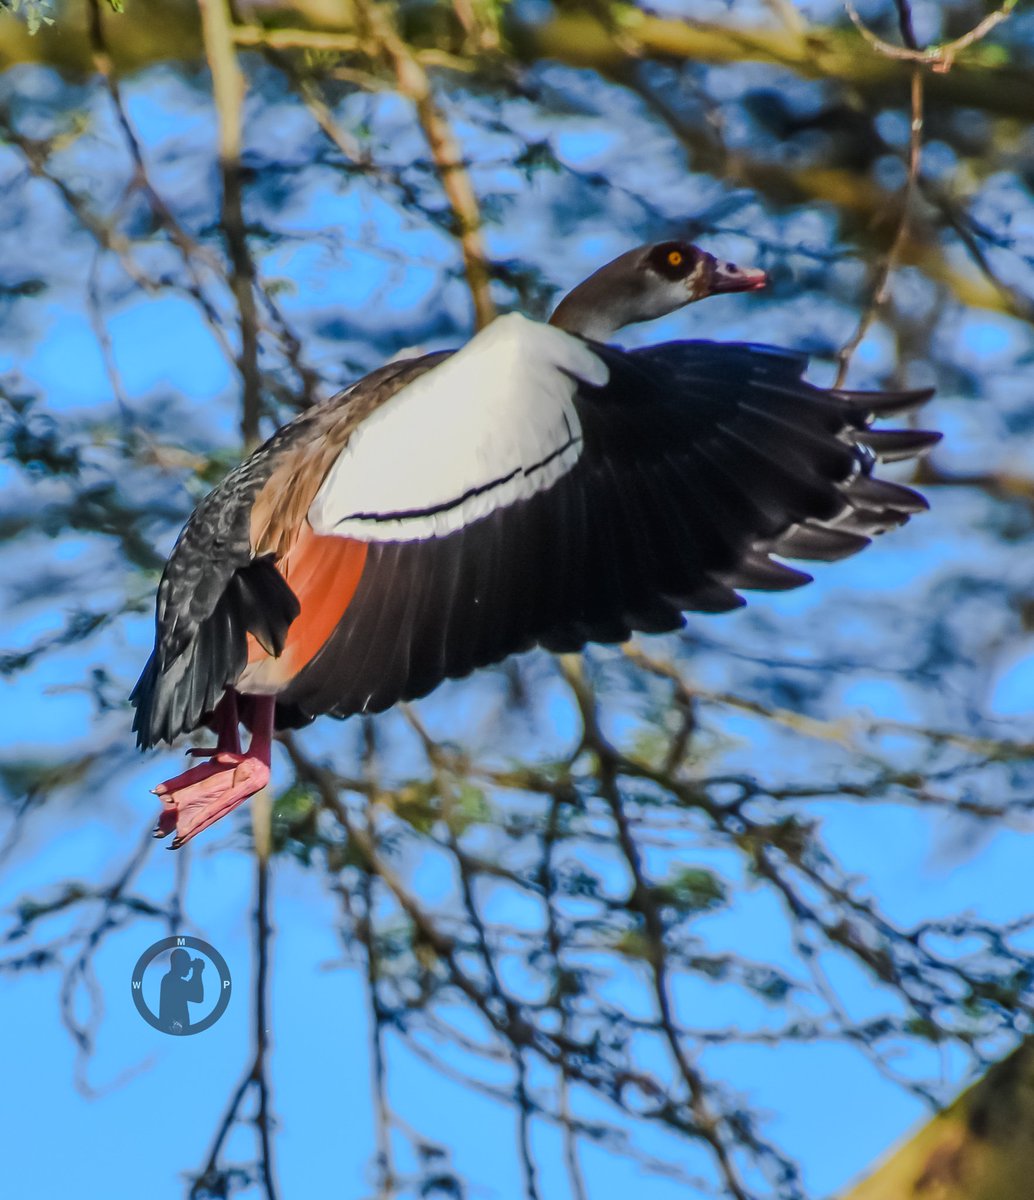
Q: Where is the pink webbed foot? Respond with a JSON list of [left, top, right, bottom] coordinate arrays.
[[152, 752, 270, 849], [150, 692, 275, 849]]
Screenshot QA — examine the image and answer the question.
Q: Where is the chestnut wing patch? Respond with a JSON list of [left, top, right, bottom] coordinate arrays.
[[238, 524, 368, 693]]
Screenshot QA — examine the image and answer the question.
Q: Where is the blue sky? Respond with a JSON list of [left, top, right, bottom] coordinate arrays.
[[2, 31, 1034, 1200]]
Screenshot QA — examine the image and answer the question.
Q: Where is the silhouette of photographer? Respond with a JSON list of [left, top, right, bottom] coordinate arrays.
[[158, 948, 205, 1034]]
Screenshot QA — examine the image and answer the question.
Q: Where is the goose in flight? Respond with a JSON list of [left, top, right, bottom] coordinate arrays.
[[132, 240, 939, 848]]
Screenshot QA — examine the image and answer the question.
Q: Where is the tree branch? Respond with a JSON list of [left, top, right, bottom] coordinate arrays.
[[199, 0, 263, 449], [354, 0, 496, 331]]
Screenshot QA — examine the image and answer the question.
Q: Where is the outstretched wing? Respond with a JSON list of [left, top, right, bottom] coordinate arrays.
[[130, 354, 451, 748], [268, 319, 938, 725]]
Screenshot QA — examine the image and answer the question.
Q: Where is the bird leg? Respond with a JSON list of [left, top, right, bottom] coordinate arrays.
[[152, 692, 275, 849]]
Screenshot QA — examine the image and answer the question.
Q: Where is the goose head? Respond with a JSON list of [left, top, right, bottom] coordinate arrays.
[[548, 240, 766, 341]]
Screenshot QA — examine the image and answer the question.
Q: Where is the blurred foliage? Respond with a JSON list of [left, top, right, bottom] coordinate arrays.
[[1, 1, 1034, 1199]]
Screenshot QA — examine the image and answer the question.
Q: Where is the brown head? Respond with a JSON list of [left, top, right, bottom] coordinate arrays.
[[548, 240, 766, 341]]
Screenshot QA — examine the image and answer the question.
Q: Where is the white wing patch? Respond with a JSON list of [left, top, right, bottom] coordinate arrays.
[[308, 313, 609, 541]]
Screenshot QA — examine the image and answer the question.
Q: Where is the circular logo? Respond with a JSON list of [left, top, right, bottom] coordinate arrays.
[[131, 936, 232, 1036]]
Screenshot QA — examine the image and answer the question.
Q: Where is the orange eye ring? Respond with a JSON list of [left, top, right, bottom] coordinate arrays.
[[667, 250, 683, 267]]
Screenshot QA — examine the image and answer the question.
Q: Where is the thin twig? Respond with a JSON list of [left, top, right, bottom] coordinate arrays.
[[188, 807, 279, 1200], [835, 64, 924, 386], [559, 657, 752, 1200], [845, 0, 1018, 72]]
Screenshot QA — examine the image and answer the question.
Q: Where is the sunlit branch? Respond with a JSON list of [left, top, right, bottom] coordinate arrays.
[[199, 0, 264, 450], [518, 8, 1032, 117], [354, 0, 496, 332], [846, 0, 1018, 72]]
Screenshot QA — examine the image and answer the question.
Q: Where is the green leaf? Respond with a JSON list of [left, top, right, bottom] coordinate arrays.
[[273, 783, 317, 826], [447, 783, 492, 834], [613, 928, 658, 962], [393, 781, 440, 833], [652, 867, 727, 914]]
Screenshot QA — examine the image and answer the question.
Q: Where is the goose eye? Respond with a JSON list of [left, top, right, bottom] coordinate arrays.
[[648, 242, 696, 278]]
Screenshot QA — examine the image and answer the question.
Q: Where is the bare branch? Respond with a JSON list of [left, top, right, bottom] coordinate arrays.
[[836, 66, 924, 385]]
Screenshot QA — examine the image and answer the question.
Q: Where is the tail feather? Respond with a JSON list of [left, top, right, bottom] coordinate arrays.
[[131, 555, 299, 748]]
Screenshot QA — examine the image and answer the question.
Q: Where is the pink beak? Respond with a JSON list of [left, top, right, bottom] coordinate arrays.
[[709, 258, 768, 295]]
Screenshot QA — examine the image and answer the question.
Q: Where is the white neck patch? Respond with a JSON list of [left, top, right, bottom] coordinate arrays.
[[308, 313, 608, 542]]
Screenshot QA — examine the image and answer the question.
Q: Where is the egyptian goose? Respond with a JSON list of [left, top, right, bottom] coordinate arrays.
[[132, 241, 939, 848]]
